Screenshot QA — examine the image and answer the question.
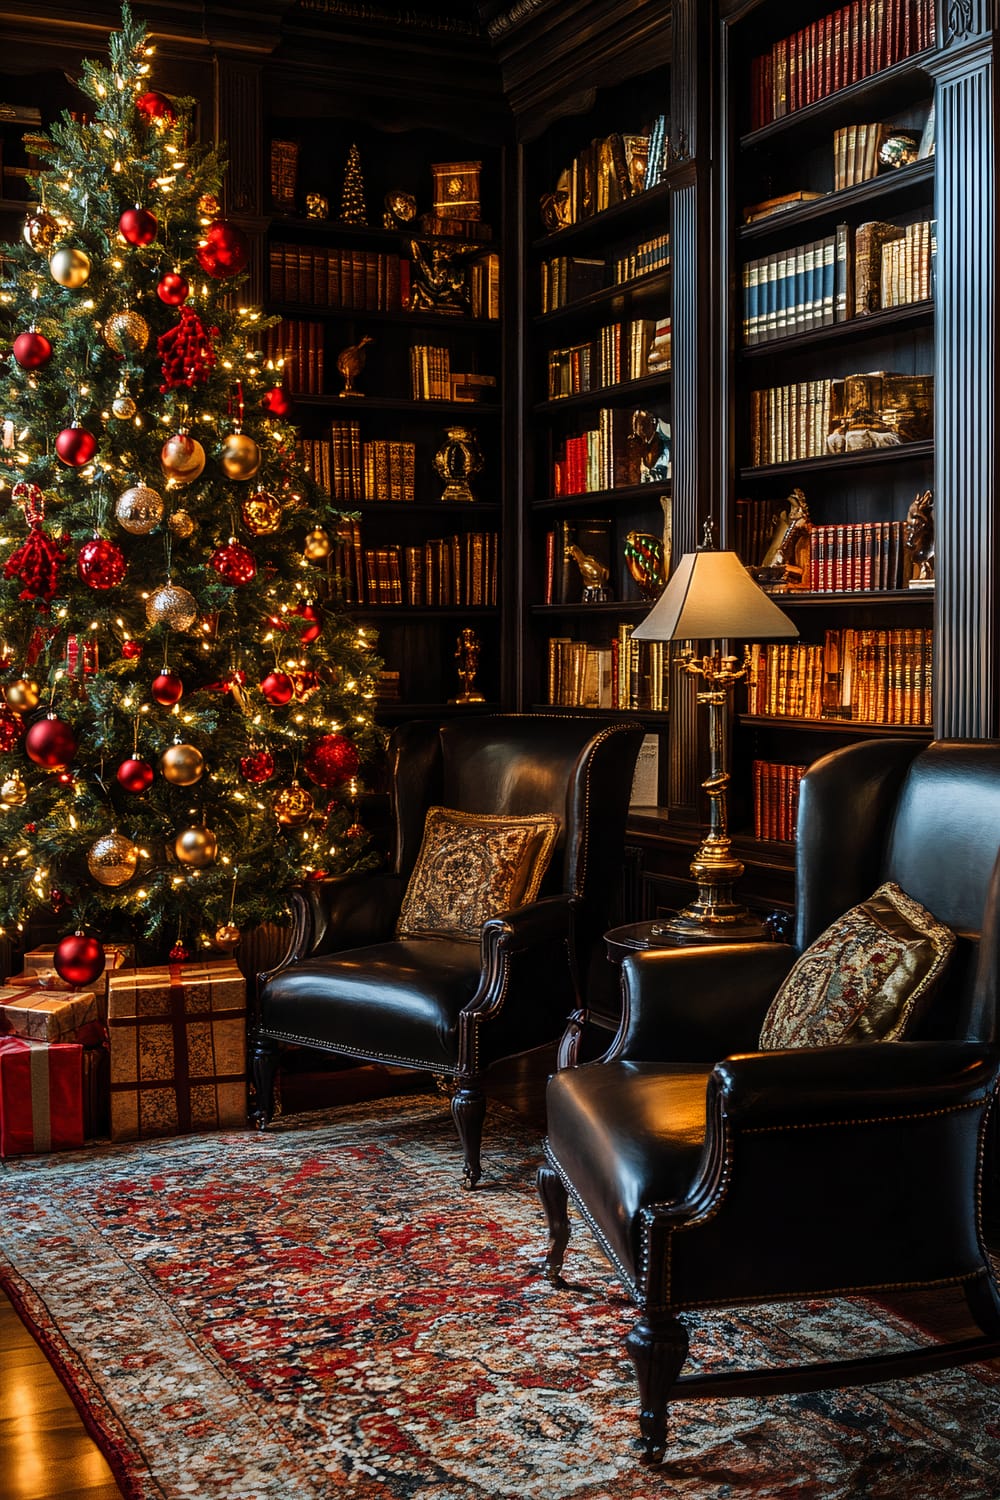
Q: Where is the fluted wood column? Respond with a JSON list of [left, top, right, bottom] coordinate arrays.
[[214, 58, 267, 305]]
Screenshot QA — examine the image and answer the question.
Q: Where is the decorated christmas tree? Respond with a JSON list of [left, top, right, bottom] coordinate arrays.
[[338, 143, 368, 225], [0, 4, 381, 974]]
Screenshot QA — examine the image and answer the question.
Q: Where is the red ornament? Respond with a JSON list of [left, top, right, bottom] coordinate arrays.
[[157, 306, 218, 392], [4, 520, 66, 604], [304, 733, 360, 788], [294, 602, 323, 644], [54, 932, 106, 987], [56, 426, 98, 467], [156, 272, 190, 306], [239, 749, 275, 784], [135, 91, 176, 126], [195, 220, 250, 280], [0, 711, 23, 751], [119, 207, 158, 246], [151, 671, 184, 706], [260, 671, 294, 706], [77, 538, 127, 590], [121, 639, 143, 660], [261, 386, 293, 418], [25, 715, 77, 771], [169, 942, 192, 962], [209, 541, 257, 586], [13, 331, 53, 370], [116, 757, 155, 794]]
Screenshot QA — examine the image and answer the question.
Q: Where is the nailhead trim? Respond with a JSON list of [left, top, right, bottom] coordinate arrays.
[[742, 1095, 989, 1134]]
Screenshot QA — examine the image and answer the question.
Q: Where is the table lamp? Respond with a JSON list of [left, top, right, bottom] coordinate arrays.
[[631, 525, 799, 941]]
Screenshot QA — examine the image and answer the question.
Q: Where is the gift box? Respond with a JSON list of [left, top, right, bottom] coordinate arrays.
[[22, 942, 133, 979], [107, 960, 247, 1142], [0, 983, 102, 1045], [0, 1036, 85, 1156]]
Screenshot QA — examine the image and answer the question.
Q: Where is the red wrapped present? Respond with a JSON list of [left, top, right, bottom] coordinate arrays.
[[0, 983, 103, 1045], [0, 1036, 85, 1156]]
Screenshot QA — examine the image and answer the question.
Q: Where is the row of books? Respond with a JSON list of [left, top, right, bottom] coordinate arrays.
[[614, 232, 672, 285], [551, 408, 661, 495], [805, 520, 913, 592], [752, 760, 806, 842], [749, 371, 933, 466], [645, 115, 671, 190], [745, 628, 933, 725], [878, 220, 934, 309], [330, 519, 498, 607], [546, 628, 668, 711], [834, 120, 884, 190], [298, 420, 361, 502], [539, 236, 671, 313], [263, 321, 323, 394], [408, 346, 496, 403], [269, 246, 407, 311], [750, 1, 936, 131], [546, 130, 651, 228], [546, 318, 668, 398]]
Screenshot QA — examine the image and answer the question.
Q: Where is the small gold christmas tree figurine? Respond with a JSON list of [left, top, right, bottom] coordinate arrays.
[[339, 143, 368, 224]]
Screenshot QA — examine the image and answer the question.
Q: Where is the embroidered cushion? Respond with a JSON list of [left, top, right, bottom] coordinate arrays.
[[759, 881, 955, 1050], [396, 806, 560, 941]]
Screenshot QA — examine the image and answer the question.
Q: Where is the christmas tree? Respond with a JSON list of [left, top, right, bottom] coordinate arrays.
[[0, 4, 381, 965], [338, 144, 368, 225]]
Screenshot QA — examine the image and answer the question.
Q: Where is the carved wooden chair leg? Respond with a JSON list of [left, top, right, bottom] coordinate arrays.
[[451, 1081, 486, 1188], [624, 1314, 690, 1465], [536, 1163, 571, 1284], [249, 1036, 280, 1128]]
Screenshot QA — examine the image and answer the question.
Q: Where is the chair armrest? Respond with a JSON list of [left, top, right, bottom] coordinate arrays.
[[259, 871, 403, 983], [608, 942, 798, 1063], [714, 1040, 1000, 1129], [479, 893, 577, 960]]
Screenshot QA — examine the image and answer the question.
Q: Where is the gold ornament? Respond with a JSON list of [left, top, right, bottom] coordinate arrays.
[[23, 210, 58, 254], [161, 433, 206, 484], [104, 311, 150, 355], [87, 831, 138, 887], [49, 246, 91, 288], [168, 509, 196, 540], [197, 193, 220, 217], [175, 824, 218, 866], [146, 584, 198, 631], [160, 743, 204, 785], [115, 484, 164, 534], [214, 923, 241, 947], [303, 527, 332, 561], [220, 432, 261, 481], [346, 822, 365, 839], [273, 781, 314, 827], [111, 393, 137, 420], [1, 775, 27, 806], [4, 678, 40, 712], [240, 491, 282, 536]]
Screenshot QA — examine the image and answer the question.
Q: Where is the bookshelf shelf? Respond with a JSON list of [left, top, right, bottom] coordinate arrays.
[[352, 605, 499, 618], [738, 439, 934, 483], [533, 481, 672, 511], [739, 51, 936, 154], [739, 714, 933, 739], [530, 180, 673, 254], [739, 160, 935, 244], [762, 588, 933, 609], [268, 303, 501, 334], [534, 269, 670, 329], [353, 501, 500, 515], [531, 601, 651, 618], [740, 300, 933, 360], [534, 372, 669, 415], [293, 395, 501, 417]]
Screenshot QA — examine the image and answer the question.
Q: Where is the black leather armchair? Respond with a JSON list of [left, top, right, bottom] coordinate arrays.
[[253, 713, 643, 1186], [538, 738, 1000, 1462]]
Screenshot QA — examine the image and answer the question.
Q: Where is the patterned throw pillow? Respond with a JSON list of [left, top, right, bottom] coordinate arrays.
[[395, 807, 560, 941], [759, 881, 955, 1050]]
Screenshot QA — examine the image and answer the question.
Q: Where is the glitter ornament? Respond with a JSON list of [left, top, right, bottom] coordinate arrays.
[[156, 272, 189, 306], [121, 639, 143, 660], [209, 540, 257, 586], [135, 90, 176, 126], [104, 310, 150, 354], [160, 743, 204, 785], [49, 246, 91, 288], [260, 670, 294, 706], [198, 193, 220, 217], [214, 923, 241, 947], [240, 490, 282, 536], [111, 393, 137, 420], [169, 941, 192, 962], [54, 932, 106, 987], [261, 386, 293, 418], [87, 831, 138, 886], [25, 715, 77, 770], [304, 733, 360, 788], [303, 528, 331, 561], [168, 510, 195, 539], [78, 537, 127, 590], [56, 425, 98, 466], [116, 757, 155, 794], [4, 678, 40, 712], [115, 485, 163, 534], [161, 432, 206, 483], [1, 774, 27, 806], [151, 671, 184, 706], [174, 824, 217, 866], [119, 207, 158, 246], [239, 749, 275, 784], [219, 432, 260, 481], [23, 210, 58, 254], [0, 712, 23, 752], [273, 781, 314, 827], [13, 331, 53, 370], [195, 220, 250, 279], [146, 584, 198, 631]]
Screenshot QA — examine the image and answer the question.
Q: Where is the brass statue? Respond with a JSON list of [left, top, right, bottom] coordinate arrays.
[[336, 334, 373, 398], [383, 189, 417, 229], [565, 543, 610, 603], [450, 626, 485, 704], [305, 193, 329, 220], [904, 488, 934, 587], [754, 487, 811, 588], [624, 531, 666, 600], [408, 239, 477, 316]]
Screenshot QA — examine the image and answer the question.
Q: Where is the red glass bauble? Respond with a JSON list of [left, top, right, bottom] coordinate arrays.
[[56, 426, 98, 467], [116, 757, 155, 794], [119, 207, 158, 246], [261, 386, 293, 418], [195, 220, 249, 279], [53, 932, 106, 988], [304, 733, 360, 788], [25, 715, 77, 771], [260, 671, 294, 706], [121, 639, 143, 660], [13, 331, 53, 370], [209, 541, 257, 586], [151, 671, 184, 706], [168, 942, 192, 962], [0, 711, 23, 752], [239, 749, 275, 784], [135, 91, 176, 125], [295, 602, 323, 644], [156, 272, 190, 306], [77, 538, 127, 590]]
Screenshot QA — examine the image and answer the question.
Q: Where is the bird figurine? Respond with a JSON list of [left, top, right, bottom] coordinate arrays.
[[565, 544, 611, 602], [624, 531, 666, 600], [336, 334, 373, 398]]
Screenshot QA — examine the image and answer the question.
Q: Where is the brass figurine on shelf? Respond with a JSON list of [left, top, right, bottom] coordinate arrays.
[[753, 487, 812, 589], [383, 189, 417, 229], [305, 193, 329, 220], [905, 488, 935, 588], [566, 543, 611, 603], [624, 531, 667, 600], [433, 425, 483, 502], [450, 627, 485, 704], [630, 408, 672, 482], [408, 238, 476, 316], [336, 334, 373, 398]]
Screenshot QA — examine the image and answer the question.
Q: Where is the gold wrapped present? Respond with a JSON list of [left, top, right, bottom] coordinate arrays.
[[107, 960, 247, 1142], [0, 984, 102, 1045], [22, 942, 133, 977]]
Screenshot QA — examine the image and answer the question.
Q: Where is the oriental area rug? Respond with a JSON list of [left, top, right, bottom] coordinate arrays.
[[1, 1096, 999, 1500]]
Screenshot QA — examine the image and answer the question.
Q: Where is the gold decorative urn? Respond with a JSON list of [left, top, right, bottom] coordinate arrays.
[[433, 425, 483, 503]]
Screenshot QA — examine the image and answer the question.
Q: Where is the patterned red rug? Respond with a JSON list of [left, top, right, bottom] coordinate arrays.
[[1, 1094, 999, 1499]]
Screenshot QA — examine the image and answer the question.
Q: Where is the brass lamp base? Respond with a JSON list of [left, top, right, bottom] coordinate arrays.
[[650, 833, 768, 943]]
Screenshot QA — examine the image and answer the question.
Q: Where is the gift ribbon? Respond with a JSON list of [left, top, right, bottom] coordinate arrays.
[[26, 1040, 51, 1152]]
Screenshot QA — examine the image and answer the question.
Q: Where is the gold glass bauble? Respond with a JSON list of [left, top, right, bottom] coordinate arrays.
[[273, 781, 314, 827], [1, 775, 27, 806], [161, 433, 206, 484], [167, 510, 196, 540], [104, 311, 150, 355], [174, 824, 218, 867], [5, 678, 40, 712], [146, 584, 198, 631], [24, 210, 59, 254], [303, 527, 332, 561], [160, 743, 204, 785], [115, 484, 164, 535], [219, 432, 261, 481], [49, 246, 91, 289], [214, 923, 241, 947], [240, 491, 282, 536], [87, 831, 139, 887], [111, 394, 137, 420]]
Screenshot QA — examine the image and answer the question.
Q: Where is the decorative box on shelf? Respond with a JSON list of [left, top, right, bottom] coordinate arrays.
[[431, 159, 481, 221]]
